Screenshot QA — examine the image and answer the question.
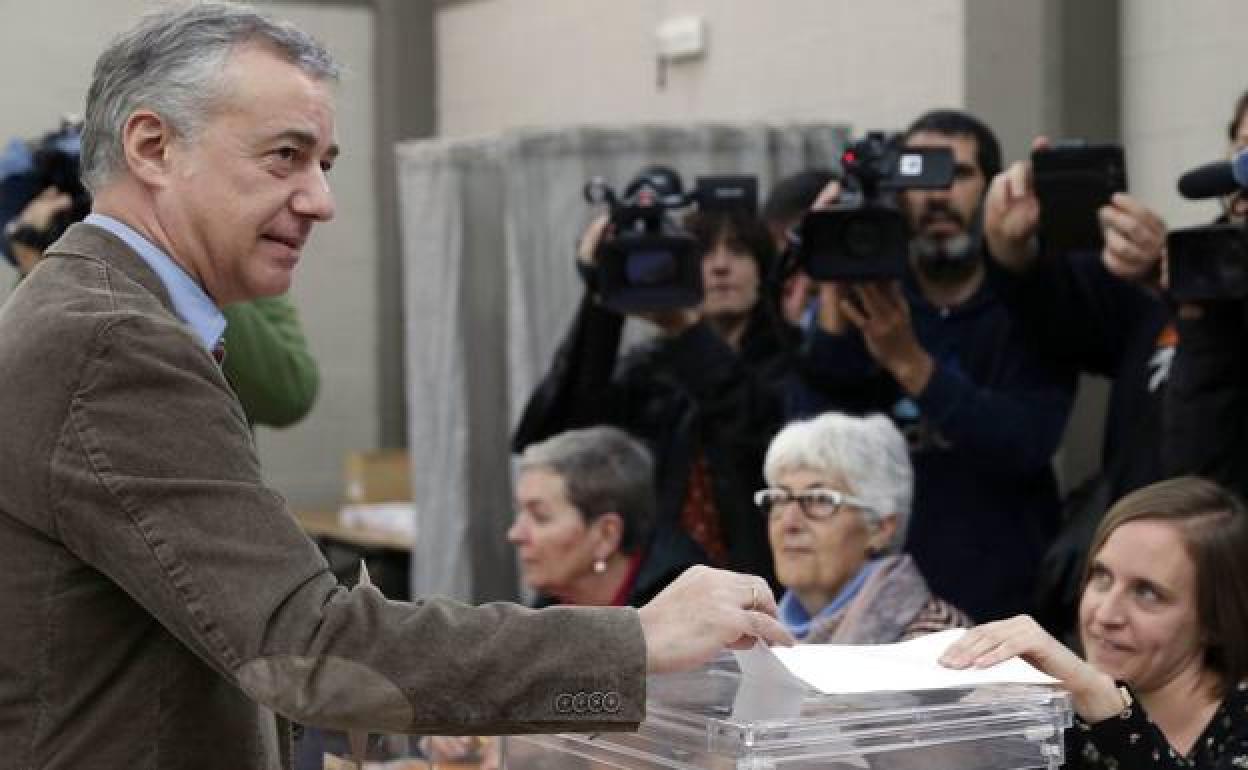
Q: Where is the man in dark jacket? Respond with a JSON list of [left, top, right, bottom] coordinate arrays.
[[1162, 90, 1248, 500], [788, 110, 1074, 623], [981, 134, 1176, 638], [514, 194, 795, 588]]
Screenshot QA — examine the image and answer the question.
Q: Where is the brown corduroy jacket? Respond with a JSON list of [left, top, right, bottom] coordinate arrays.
[[0, 223, 646, 769]]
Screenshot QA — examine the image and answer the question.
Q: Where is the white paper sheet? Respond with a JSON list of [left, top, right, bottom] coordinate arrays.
[[738, 629, 1059, 695]]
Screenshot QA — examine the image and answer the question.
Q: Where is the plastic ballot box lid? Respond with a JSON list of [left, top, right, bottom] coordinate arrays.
[[505, 654, 1073, 770]]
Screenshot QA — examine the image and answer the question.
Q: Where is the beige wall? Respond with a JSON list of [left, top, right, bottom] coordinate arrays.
[[436, 0, 966, 138], [0, 1, 382, 509], [1121, 1, 1248, 228]]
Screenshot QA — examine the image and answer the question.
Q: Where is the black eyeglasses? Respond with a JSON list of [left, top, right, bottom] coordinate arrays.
[[753, 488, 877, 521]]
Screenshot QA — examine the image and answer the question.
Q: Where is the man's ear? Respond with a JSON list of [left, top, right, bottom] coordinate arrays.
[[121, 109, 175, 187]]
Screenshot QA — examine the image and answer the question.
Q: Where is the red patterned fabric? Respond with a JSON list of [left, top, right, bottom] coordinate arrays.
[[679, 452, 728, 566]]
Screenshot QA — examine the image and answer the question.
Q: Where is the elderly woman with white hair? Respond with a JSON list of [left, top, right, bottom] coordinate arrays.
[[760, 412, 971, 643]]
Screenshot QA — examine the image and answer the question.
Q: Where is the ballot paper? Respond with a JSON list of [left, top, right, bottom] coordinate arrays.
[[735, 629, 1059, 695]]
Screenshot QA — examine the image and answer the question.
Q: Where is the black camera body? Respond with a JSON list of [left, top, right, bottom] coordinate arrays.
[[1032, 141, 1127, 253], [585, 169, 757, 313], [1167, 223, 1248, 303], [0, 121, 92, 266], [795, 132, 955, 282]]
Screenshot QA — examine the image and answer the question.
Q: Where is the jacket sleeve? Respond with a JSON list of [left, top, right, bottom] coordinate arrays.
[[512, 292, 625, 451], [221, 295, 320, 428], [55, 313, 646, 735], [986, 249, 1155, 377], [1163, 301, 1248, 495], [783, 327, 896, 419], [915, 349, 1075, 476]]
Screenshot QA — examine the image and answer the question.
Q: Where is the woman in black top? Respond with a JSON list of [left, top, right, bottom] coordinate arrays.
[[941, 477, 1248, 768]]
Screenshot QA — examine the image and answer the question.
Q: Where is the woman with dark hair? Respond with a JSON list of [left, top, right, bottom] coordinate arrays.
[[941, 476, 1248, 768], [513, 188, 796, 588]]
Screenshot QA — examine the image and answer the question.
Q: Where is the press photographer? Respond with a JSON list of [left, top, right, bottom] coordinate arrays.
[[0, 120, 91, 275], [983, 132, 1176, 640], [513, 165, 796, 586], [1163, 98, 1248, 502], [787, 109, 1073, 623]]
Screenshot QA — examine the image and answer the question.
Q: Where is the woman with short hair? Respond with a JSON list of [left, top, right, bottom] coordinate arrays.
[[509, 424, 697, 607], [761, 412, 970, 643]]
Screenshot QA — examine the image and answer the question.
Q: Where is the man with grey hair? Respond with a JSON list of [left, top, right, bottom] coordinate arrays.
[[0, 4, 788, 768], [759, 413, 970, 644]]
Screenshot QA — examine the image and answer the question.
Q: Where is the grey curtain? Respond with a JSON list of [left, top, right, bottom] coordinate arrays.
[[397, 122, 848, 602]]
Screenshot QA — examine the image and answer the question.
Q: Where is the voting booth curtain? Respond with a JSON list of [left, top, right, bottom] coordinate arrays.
[[397, 122, 847, 602]]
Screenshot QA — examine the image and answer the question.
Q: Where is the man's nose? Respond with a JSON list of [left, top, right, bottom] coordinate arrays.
[[293, 168, 336, 221]]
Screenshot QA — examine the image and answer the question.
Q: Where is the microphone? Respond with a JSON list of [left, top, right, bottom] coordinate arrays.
[[1177, 148, 1248, 199]]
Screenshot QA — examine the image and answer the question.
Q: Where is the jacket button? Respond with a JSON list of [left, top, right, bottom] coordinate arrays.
[[588, 692, 604, 713], [555, 693, 573, 714], [572, 691, 589, 713], [603, 691, 620, 713]]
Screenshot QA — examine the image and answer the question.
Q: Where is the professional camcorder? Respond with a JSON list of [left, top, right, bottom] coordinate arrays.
[[0, 119, 91, 267], [584, 167, 757, 313], [794, 132, 954, 282], [1169, 149, 1248, 302]]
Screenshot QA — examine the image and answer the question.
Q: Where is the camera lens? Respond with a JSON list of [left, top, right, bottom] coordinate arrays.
[[625, 249, 678, 286], [843, 215, 885, 261]]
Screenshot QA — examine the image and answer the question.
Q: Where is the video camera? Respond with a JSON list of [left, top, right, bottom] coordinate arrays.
[[584, 167, 757, 313], [793, 132, 954, 282], [0, 119, 92, 267], [1168, 149, 1248, 303]]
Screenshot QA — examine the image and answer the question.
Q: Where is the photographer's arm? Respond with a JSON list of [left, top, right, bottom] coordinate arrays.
[[985, 156, 1160, 375], [835, 280, 1072, 474], [6, 187, 74, 275], [912, 343, 1075, 475], [512, 217, 628, 451]]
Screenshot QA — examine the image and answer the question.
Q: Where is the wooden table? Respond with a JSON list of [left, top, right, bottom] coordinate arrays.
[[295, 509, 414, 599], [294, 509, 414, 551]]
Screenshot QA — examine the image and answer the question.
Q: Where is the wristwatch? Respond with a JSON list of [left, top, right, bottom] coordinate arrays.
[[1115, 683, 1134, 718]]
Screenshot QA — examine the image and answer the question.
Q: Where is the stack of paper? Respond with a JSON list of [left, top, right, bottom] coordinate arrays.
[[737, 629, 1058, 695]]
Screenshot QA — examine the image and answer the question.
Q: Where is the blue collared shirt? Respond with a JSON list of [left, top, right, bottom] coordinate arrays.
[[778, 558, 881, 640], [84, 214, 226, 352]]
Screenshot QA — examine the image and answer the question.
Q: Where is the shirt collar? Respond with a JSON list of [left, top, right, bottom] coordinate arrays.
[[85, 213, 226, 352], [778, 558, 881, 640]]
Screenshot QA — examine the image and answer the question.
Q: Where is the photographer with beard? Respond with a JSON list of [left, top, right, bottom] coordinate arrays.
[[787, 110, 1074, 623]]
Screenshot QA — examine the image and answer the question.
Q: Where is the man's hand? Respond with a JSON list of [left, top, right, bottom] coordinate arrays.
[[939, 615, 1126, 723], [638, 565, 793, 674], [8, 187, 74, 275], [983, 144, 1044, 273], [840, 282, 934, 395], [1099, 192, 1167, 289], [576, 214, 610, 267]]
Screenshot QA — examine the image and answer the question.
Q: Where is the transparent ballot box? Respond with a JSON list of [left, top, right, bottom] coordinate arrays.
[[504, 656, 1072, 770]]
